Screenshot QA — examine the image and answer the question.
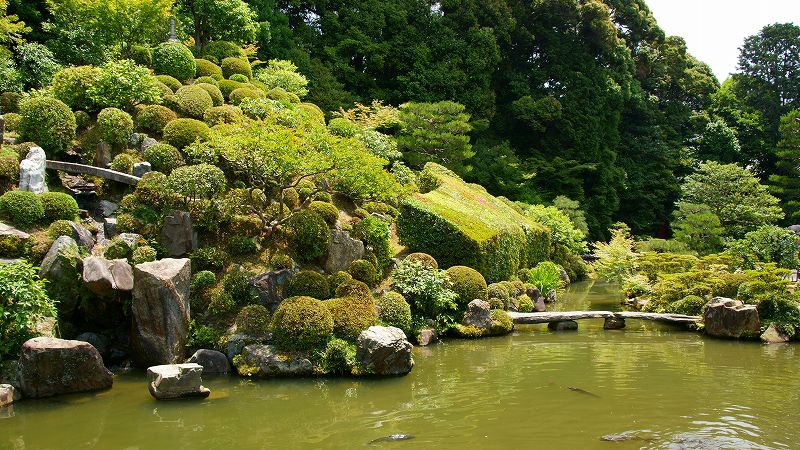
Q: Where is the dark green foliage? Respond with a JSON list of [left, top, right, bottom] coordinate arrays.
[[769, 110, 800, 222], [665, 295, 707, 316], [327, 271, 352, 296], [16, 42, 60, 90], [221, 57, 252, 80], [286, 270, 330, 299], [487, 283, 510, 309], [398, 101, 472, 173], [195, 59, 223, 79], [376, 291, 411, 331], [130, 45, 152, 67], [0, 261, 57, 359], [334, 279, 372, 299], [143, 143, 185, 174], [445, 265, 488, 308], [235, 304, 271, 335], [0, 92, 20, 113], [324, 295, 376, 341], [222, 266, 254, 304], [0, 190, 44, 227], [226, 235, 257, 255], [18, 96, 76, 154], [153, 42, 197, 81], [307, 201, 338, 226], [132, 245, 157, 265], [203, 104, 244, 126], [137, 105, 177, 134], [190, 270, 217, 292], [320, 338, 357, 375], [97, 107, 133, 146], [207, 287, 236, 315], [104, 236, 134, 260], [186, 320, 220, 351], [39, 192, 78, 222], [271, 296, 334, 350], [757, 296, 800, 337], [406, 252, 438, 270], [163, 118, 211, 149], [269, 254, 294, 270], [110, 153, 135, 174], [190, 246, 230, 272], [285, 210, 330, 263], [352, 216, 392, 277], [348, 259, 376, 287]]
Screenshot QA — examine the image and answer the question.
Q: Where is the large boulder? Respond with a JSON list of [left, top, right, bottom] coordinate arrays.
[[82, 256, 133, 296], [18, 146, 47, 194], [248, 266, 298, 311], [159, 210, 196, 257], [703, 297, 760, 339], [234, 344, 313, 377], [17, 337, 113, 398], [760, 323, 791, 344], [462, 299, 492, 330], [39, 236, 84, 317], [147, 363, 210, 400], [131, 258, 191, 366], [356, 326, 414, 376], [416, 328, 438, 346], [68, 221, 95, 252], [324, 230, 364, 273], [187, 349, 230, 375], [133, 161, 152, 178], [224, 333, 269, 361]]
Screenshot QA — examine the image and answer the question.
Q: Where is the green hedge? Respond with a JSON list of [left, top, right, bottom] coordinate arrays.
[[397, 163, 550, 283]]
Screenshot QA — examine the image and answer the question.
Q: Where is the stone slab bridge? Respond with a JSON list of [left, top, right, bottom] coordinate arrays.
[[507, 311, 701, 330], [46, 161, 141, 185]]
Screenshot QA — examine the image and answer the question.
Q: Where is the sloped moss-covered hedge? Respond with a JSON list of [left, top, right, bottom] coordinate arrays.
[[397, 163, 550, 283]]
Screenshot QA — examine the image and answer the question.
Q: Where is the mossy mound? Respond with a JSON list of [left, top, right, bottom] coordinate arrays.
[[376, 292, 411, 331], [271, 296, 333, 350], [398, 163, 550, 282], [324, 295, 376, 341], [285, 270, 330, 299], [446, 265, 488, 308]]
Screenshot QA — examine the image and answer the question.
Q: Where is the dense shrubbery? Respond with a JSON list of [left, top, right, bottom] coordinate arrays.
[[153, 42, 196, 81], [163, 118, 211, 149], [137, 105, 177, 134], [221, 57, 252, 80], [110, 153, 136, 174], [285, 210, 330, 263], [195, 83, 224, 107], [325, 295, 377, 341], [97, 108, 133, 146], [39, 192, 79, 222], [203, 105, 243, 126], [87, 60, 161, 109], [195, 59, 223, 79], [352, 216, 393, 277], [0, 190, 44, 227], [50, 65, 100, 110], [348, 259, 377, 287], [132, 245, 157, 265], [0, 261, 57, 359], [376, 292, 412, 331], [176, 85, 214, 119], [235, 305, 271, 335], [727, 225, 800, 269], [592, 225, 637, 283], [203, 41, 245, 63], [286, 270, 330, 299], [446, 266, 488, 308], [18, 96, 76, 154], [271, 296, 334, 350], [307, 201, 338, 226], [255, 60, 308, 97], [391, 259, 458, 327], [406, 252, 438, 269], [0, 149, 19, 189]]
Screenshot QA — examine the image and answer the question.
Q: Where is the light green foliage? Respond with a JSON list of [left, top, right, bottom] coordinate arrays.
[[155, 75, 181, 92], [110, 153, 136, 174], [0, 261, 57, 359], [49, 65, 101, 111], [167, 164, 226, 202], [0, 149, 19, 188], [0, 190, 44, 227], [487, 283, 511, 309], [235, 304, 271, 335], [517, 294, 534, 313], [325, 295, 377, 341], [319, 338, 358, 375], [521, 261, 562, 294], [97, 107, 133, 146], [727, 225, 800, 269], [327, 271, 352, 296], [621, 274, 652, 299], [131, 245, 157, 265], [104, 236, 135, 260], [39, 192, 79, 222], [635, 238, 693, 255], [592, 225, 637, 284], [679, 161, 783, 238], [18, 95, 76, 154], [636, 252, 699, 283], [307, 201, 338, 226], [265, 87, 300, 104], [221, 57, 252, 80], [195, 83, 224, 106], [195, 59, 223, 79], [202, 41, 245, 63], [207, 287, 235, 315], [175, 85, 213, 118], [87, 60, 161, 109], [391, 259, 458, 327], [397, 163, 550, 283], [153, 42, 197, 81], [327, 118, 358, 137], [2, 112, 19, 131], [335, 279, 372, 299], [376, 292, 411, 331], [129, 45, 152, 67], [666, 295, 708, 316], [0, 0, 28, 49], [271, 296, 334, 350], [348, 259, 377, 287], [237, 97, 279, 119], [397, 101, 473, 173], [671, 203, 725, 256], [46, 220, 72, 240], [352, 216, 392, 277], [356, 129, 400, 161], [520, 203, 588, 255], [190, 270, 216, 292], [285, 210, 330, 262], [217, 79, 247, 98], [181, 0, 258, 50], [203, 104, 243, 126], [406, 252, 438, 269], [229, 74, 248, 83], [137, 105, 177, 134], [163, 118, 211, 149], [694, 118, 742, 163], [195, 76, 218, 86], [286, 270, 330, 299], [229, 87, 263, 105], [255, 59, 308, 97], [16, 42, 61, 90], [446, 265, 488, 308]]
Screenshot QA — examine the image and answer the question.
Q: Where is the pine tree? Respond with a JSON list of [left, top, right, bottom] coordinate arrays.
[[769, 110, 800, 223]]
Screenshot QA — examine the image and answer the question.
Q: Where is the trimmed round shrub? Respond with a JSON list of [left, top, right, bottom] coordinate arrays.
[[406, 252, 438, 269], [222, 266, 253, 303], [282, 187, 300, 209], [489, 297, 504, 310], [311, 191, 332, 203], [110, 153, 135, 173], [265, 87, 300, 104], [163, 118, 211, 149], [0, 190, 44, 227], [285, 210, 330, 263], [190, 270, 217, 292], [227, 235, 257, 255], [203, 104, 243, 126], [0, 149, 19, 187], [229, 73, 249, 83], [348, 259, 377, 287], [195, 83, 224, 106], [175, 85, 213, 119], [328, 118, 358, 137], [229, 87, 264, 105], [137, 105, 177, 134], [50, 65, 100, 110], [271, 296, 334, 350], [322, 338, 356, 375], [1, 92, 20, 113], [446, 266, 488, 307], [39, 192, 78, 222], [269, 254, 294, 270], [3, 112, 20, 132], [132, 245, 157, 265], [97, 107, 133, 146], [217, 79, 247, 98], [335, 279, 372, 299], [154, 82, 174, 100], [18, 96, 76, 154], [152, 42, 197, 81], [155, 74, 182, 92], [195, 76, 218, 86], [376, 291, 411, 331], [666, 295, 707, 316], [325, 296, 376, 341], [195, 59, 223, 79], [167, 163, 226, 200], [487, 282, 511, 308], [236, 304, 271, 335], [47, 219, 73, 239], [104, 236, 134, 260], [208, 287, 236, 315], [286, 270, 330, 299], [221, 57, 252, 80], [203, 41, 245, 64], [143, 143, 184, 174], [517, 294, 534, 313], [130, 45, 152, 67], [308, 201, 338, 226], [327, 271, 353, 296]]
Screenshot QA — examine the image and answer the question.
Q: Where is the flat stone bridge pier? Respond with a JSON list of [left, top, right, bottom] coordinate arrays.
[[507, 311, 700, 330]]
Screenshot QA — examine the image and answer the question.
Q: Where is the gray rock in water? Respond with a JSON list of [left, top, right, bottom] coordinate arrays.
[[18, 146, 48, 193], [98, 200, 118, 218], [558, 268, 569, 283], [356, 326, 414, 376], [18, 337, 113, 398], [224, 333, 270, 361], [249, 267, 298, 310], [462, 299, 492, 330], [95, 141, 111, 168], [131, 258, 191, 366], [235, 345, 313, 377], [548, 320, 578, 331], [0, 384, 20, 407], [703, 297, 760, 339], [132, 161, 152, 177], [324, 229, 364, 274], [147, 363, 210, 400], [159, 210, 196, 257], [760, 323, 790, 344], [604, 316, 626, 330], [39, 236, 84, 317], [416, 328, 438, 346], [187, 349, 230, 374]]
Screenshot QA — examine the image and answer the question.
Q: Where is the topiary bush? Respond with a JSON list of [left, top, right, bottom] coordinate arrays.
[[265, 87, 300, 103], [207, 287, 236, 315], [325, 295, 377, 341], [334, 279, 372, 300], [203, 104, 243, 126], [0, 149, 19, 189], [155, 74, 182, 92], [143, 143, 184, 174], [137, 105, 177, 134], [327, 271, 353, 296], [286, 270, 330, 299], [217, 79, 248, 98], [190, 246, 230, 272], [203, 41, 245, 64], [229, 87, 264, 105], [446, 266, 488, 308], [311, 191, 332, 203], [191, 270, 217, 291], [195, 83, 224, 107], [3, 112, 20, 132], [665, 295, 707, 316], [221, 57, 252, 80], [517, 294, 534, 313], [308, 201, 339, 226], [132, 245, 157, 265], [104, 236, 134, 260], [285, 210, 330, 263], [270, 254, 295, 270], [348, 259, 377, 287], [153, 42, 197, 81], [0, 190, 44, 227], [406, 252, 438, 269], [489, 309, 514, 335], [18, 96, 76, 155], [97, 107, 133, 146], [352, 216, 393, 277], [88, 60, 161, 109], [236, 304, 271, 335], [130, 45, 152, 67], [110, 153, 136, 174], [195, 76, 219, 86], [487, 283, 511, 309], [229, 74, 249, 83], [163, 118, 211, 149], [39, 192, 79, 222], [1, 92, 20, 113], [377, 291, 411, 331], [175, 85, 213, 119], [49, 65, 100, 111], [281, 187, 300, 209], [195, 59, 223, 79], [271, 296, 334, 350], [321, 338, 357, 375]]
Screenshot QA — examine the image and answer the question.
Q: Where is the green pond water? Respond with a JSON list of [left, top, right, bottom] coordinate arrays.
[[2, 281, 800, 449]]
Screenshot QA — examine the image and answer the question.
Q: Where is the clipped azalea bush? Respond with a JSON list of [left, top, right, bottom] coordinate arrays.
[[229, 87, 264, 105], [203, 41, 245, 64], [308, 200, 338, 226], [132, 245, 157, 265], [137, 105, 177, 134], [376, 292, 412, 331], [236, 304, 271, 335], [49, 65, 100, 111], [195, 82, 224, 106], [195, 59, 223, 79], [0, 190, 45, 227], [221, 57, 252, 80], [203, 104, 243, 126], [271, 296, 334, 350], [39, 191, 79, 222], [325, 295, 377, 341], [97, 107, 133, 146], [175, 85, 213, 119], [110, 153, 136, 174], [18, 96, 76, 155], [348, 259, 377, 287], [286, 270, 330, 299], [446, 265, 488, 308], [285, 210, 330, 263], [163, 118, 211, 149], [153, 42, 196, 81]]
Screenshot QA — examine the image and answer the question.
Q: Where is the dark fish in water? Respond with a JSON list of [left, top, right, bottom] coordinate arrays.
[[568, 386, 601, 398], [600, 434, 653, 442], [368, 434, 415, 444]]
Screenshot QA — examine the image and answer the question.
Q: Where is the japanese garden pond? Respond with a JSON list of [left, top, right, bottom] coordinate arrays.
[[2, 281, 799, 449]]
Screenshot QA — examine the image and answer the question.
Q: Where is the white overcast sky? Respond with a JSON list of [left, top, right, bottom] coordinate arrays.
[[645, 0, 800, 81]]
